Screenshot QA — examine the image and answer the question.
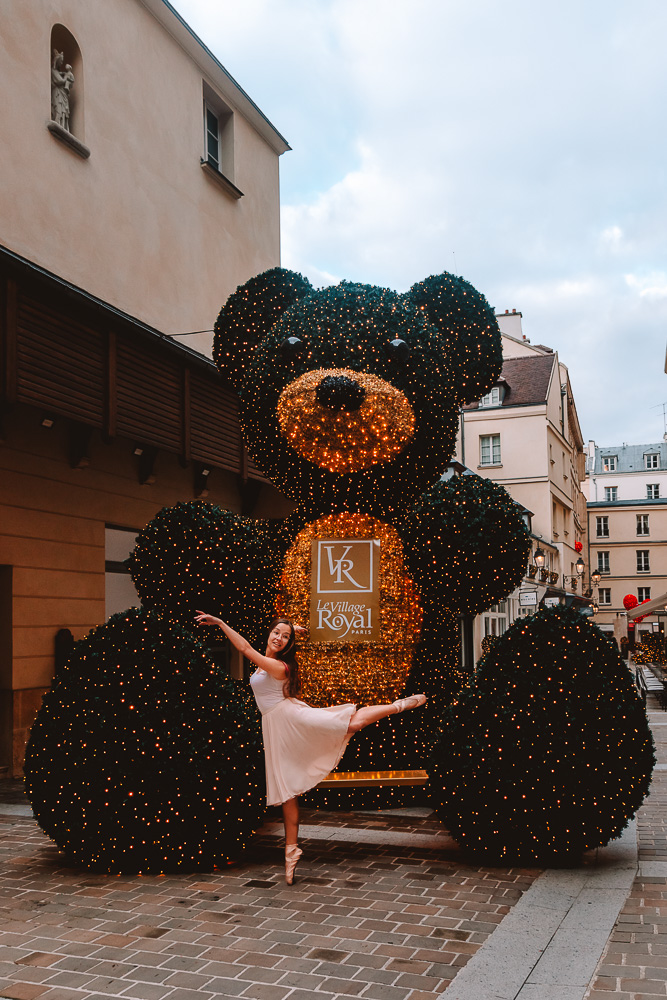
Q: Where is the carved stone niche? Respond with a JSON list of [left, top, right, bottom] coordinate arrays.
[[48, 24, 90, 159]]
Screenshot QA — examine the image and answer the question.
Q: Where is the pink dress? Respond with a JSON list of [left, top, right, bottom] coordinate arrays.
[[249, 668, 356, 806]]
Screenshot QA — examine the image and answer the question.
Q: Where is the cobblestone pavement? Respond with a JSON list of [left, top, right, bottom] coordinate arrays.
[[586, 701, 667, 999], [0, 794, 538, 1000]]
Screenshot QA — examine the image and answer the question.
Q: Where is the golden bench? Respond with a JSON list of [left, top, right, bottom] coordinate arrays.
[[318, 769, 429, 788]]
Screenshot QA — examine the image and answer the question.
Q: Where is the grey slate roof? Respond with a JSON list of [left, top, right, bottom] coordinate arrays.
[[594, 442, 667, 474], [588, 497, 667, 508]]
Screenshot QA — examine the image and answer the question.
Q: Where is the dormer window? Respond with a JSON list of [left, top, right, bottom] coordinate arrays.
[[645, 453, 660, 470], [479, 386, 504, 408], [602, 455, 617, 472]]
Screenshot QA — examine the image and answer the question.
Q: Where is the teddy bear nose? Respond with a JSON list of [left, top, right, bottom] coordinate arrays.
[[316, 375, 366, 412]]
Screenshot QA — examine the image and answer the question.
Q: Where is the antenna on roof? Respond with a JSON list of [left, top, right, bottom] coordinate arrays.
[[649, 401, 667, 439]]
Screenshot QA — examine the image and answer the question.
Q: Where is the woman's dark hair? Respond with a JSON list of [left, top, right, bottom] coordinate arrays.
[[267, 617, 300, 698]]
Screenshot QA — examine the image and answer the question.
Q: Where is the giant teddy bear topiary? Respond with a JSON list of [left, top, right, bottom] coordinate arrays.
[[129, 269, 531, 806], [25, 268, 531, 868]]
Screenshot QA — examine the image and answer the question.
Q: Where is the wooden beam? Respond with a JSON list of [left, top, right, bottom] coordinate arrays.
[[105, 329, 117, 440], [2, 278, 17, 404], [181, 367, 191, 464]]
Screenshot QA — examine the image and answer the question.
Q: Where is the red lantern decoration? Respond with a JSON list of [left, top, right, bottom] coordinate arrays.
[[623, 594, 639, 611], [575, 541, 583, 553]]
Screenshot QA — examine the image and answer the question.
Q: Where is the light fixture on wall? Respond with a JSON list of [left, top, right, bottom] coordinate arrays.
[[576, 557, 585, 576], [591, 568, 601, 586], [41, 415, 55, 428], [534, 547, 546, 568]]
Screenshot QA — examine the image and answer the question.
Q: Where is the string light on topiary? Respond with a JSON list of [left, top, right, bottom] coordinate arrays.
[[430, 604, 655, 864], [25, 609, 265, 873]]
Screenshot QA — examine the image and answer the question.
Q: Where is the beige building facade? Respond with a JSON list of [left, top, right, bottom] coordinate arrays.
[[457, 312, 588, 656], [0, 0, 288, 357], [0, 0, 290, 775], [586, 441, 667, 642]]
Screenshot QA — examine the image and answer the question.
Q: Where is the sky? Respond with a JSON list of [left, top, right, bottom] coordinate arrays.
[[174, 0, 667, 447]]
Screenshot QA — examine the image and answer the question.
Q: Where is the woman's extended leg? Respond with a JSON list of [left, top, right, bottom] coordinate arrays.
[[347, 694, 426, 734], [282, 797, 302, 885]]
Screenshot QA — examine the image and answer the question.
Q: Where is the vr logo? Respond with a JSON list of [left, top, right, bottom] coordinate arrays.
[[324, 545, 364, 589], [316, 539, 377, 594]]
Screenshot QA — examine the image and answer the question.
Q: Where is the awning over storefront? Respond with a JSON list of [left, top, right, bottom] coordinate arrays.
[[627, 593, 667, 620]]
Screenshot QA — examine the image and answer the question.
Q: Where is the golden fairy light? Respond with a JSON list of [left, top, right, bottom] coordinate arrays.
[[277, 512, 422, 707], [277, 369, 416, 473]]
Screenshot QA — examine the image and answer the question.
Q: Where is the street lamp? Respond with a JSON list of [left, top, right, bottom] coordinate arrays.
[[534, 547, 546, 568], [591, 568, 601, 586], [575, 556, 585, 576]]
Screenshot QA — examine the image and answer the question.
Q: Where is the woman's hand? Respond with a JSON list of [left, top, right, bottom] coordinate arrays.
[[194, 610, 222, 628], [293, 623, 308, 634]]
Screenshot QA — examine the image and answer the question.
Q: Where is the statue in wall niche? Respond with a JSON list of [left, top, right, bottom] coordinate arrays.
[[51, 49, 73, 130]]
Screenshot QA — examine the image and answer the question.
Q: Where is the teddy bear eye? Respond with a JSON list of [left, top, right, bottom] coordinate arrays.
[[281, 336, 305, 359], [387, 338, 411, 362]]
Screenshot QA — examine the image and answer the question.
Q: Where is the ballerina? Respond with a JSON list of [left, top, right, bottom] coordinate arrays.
[[194, 611, 426, 884]]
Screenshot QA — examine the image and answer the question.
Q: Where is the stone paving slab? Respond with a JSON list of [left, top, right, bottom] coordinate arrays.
[[585, 700, 667, 1000], [0, 802, 539, 1000]]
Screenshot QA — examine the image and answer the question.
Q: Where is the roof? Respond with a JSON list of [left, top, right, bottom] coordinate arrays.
[[139, 0, 290, 155], [594, 442, 667, 474], [464, 353, 555, 410], [587, 497, 667, 508]]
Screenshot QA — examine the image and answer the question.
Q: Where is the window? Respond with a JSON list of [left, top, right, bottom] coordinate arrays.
[[637, 514, 650, 536], [647, 484, 660, 499], [204, 104, 221, 170], [598, 588, 611, 605], [201, 82, 240, 197], [602, 456, 617, 472], [596, 516, 609, 538], [479, 388, 499, 408], [597, 551, 610, 574], [645, 453, 660, 470], [480, 434, 501, 465], [637, 550, 650, 572], [484, 603, 507, 637], [638, 587, 651, 603], [604, 486, 618, 502]]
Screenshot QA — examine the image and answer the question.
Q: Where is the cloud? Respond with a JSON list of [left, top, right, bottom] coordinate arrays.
[[173, 0, 667, 444], [625, 273, 667, 300]]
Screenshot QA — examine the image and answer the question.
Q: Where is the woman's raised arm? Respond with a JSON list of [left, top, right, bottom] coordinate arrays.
[[194, 612, 287, 679]]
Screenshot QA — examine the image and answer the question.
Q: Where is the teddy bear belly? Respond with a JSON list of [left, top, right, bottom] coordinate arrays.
[[277, 512, 422, 707]]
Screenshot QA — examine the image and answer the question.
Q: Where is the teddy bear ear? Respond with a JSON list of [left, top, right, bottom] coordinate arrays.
[[213, 267, 313, 389], [405, 272, 502, 405]]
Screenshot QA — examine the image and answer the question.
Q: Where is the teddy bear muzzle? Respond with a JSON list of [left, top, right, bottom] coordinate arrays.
[[277, 368, 416, 474]]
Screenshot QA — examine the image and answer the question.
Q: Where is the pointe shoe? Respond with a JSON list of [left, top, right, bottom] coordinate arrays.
[[393, 694, 427, 713], [285, 844, 302, 885]]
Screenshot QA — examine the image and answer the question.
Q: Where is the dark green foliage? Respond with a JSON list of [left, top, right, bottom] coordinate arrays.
[[214, 267, 313, 391], [25, 609, 264, 873], [430, 606, 655, 864], [237, 281, 461, 516], [128, 501, 282, 648], [407, 272, 502, 405], [402, 474, 531, 615]]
